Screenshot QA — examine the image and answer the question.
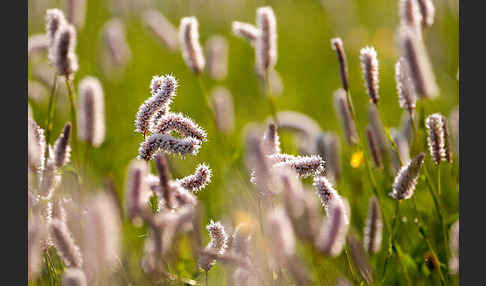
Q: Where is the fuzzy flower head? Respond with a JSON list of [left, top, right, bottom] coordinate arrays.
[[316, 200, 350, 257], [77, 76, 105, 147], [45, 9, 67, 45], [262, 122, 281, 154], [400, 0, 423, 30], [313, 176, 346, 222], [266, 208, 296, 261], [334, 88, 358, 145], [255, 6, 277, 76], [150, 112, 207, 142], [232, 21, 259, 44], [360, 46, 379, 105], [53, 122, 72, 168], [143, 10, 179, 51], [135, 74, 178, 135], [211, 87, 235, 133], [179, 17, 205, 74], [176, 163, 212, 193], [417, 0, 435, 27], [364, 196, 383, 254], [138, 133, 201, 160], [50, 219, 83, 268], [390, 152, 425, 200], [395, 58, 417, 115], [62, 268, 88, 286], [331, 37, 349, 92], [49, 24, 78, 78], [426, 113, 451, 164], [198, 220, 229, 271], [270, 154, 325, 178], [206, 35, 228, 80]]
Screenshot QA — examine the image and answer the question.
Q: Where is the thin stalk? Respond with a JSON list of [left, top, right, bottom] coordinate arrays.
[[381, 200, 401, 283], [65, 79, 79, 170], [205, 270, 208, 286], [344, 246, 360, 284], [264, 71, 279, 126], [437, 164, 441, 195]]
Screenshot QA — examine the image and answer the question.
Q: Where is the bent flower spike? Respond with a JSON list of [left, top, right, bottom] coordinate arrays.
[[390, 152, 425, 200]]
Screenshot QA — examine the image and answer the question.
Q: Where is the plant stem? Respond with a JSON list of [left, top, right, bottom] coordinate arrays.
[[264, 72, 279, 126], [205, 270, 208, 286], [65, 78, 79, 170], [437, 164, 441, 196], [381, 200, 401, 283]]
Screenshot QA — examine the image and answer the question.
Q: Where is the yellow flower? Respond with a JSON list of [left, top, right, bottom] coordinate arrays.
[[350, 151, 364, 168]]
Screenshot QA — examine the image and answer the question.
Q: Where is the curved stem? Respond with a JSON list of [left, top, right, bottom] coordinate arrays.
[[65, 79, 79, 170]]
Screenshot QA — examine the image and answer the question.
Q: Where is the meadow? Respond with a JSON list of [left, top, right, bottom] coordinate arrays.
[[28, 0, 459, 285]]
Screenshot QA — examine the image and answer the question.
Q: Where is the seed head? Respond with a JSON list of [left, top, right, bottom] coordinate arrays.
[[449, 220, 459, 274], [313, 176, 345, 217], [366, 126, 383, 169], [77, 76, 105, 147], [246, 129, 274, 196], [83, 194, 121, 277], [368, 104, 390, 155], [426, 113, 451, 164], [316, 132, 341, 183], [232, 21, 259, 44], [53, 122, 72, 168], [266, 208, 296, 261], [417, 0, 435, 27], [28, 117, 46, 174], [198, 220, 228, 271], [255, 6, 277, 76], [390, 152, 425, 200], [62, 268, 87, 286], [138, 133, 201, 160], [360, 46, 379, 105], [449, 107, 459, 156], [45, 9, 67, 45], [66, 0, 87, 29], [206, 35, 228, 80], [399, 0, 423, 32], [125, 159, 149, 220], [50, 219, 83, 268], [395, 58, 417, 115], [399, 27, 439, 98], [331, 37, 349, 92], [179, 17, 205, 74], [143, 10, 179, 51], [101, 18, 132, 69], [262, 122, 281, 154], [176, 163, 212, 193], [334, 88, 358, 145], [28, 34, 49, 57], [49, 24, 78, 78], [316, 200, 350, 257], [210, 87, 235, 133], [135, 75, 178, 134], [364, 196, 383, 254], [270, 154, 325, 178], [150, 112, 207, 142]]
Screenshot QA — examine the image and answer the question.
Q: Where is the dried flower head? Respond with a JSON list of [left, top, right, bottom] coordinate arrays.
[[266, 208, 296, 261], [66, 0, 86, 29], [150, 112, 207, 142], [125, 159, 149, 220], [417, 0, 435, 27], [179, 17, 205, 74], [39, 154, 61, 200], [135, 74, 178, 135], [62, 268, 87, 286], [206, 35, 228, 80], [331, 37, 349, 92], [390, 152, 425, 200], [53, 122, 72, 168], [77, 76, 105, 147], [50, 219, 83, 268], [138, 133, 201, 160], [316, 200, 350, 257], [143, 10, 179, 51], [334, 88, 358, 145], [232, 21, 259, 44], [198, 220, 229, 271], [364, 196, 383, 254], [45, 9, 67, 45], [210, 86, 235, 133], [399, 27, 439, 99], [255, 7, 277, 76], [83, 194, 121, 277], [176, 163, 212, 193], [426, 113, 452, 164], [360, 46, 380, 105], [395, 58, 417, 115], [262, 122, 280, 154], [49, 24, 78, 78], [366, 126, 383, 169]]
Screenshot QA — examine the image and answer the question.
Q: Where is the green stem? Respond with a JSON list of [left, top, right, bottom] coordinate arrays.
[[344, 246, 360, 284], [437, 164, 441, 196], [381, 200, 401, 283], [205, 270, 208, 286], [40, 75, 58, 195], [264, 72, 279, 126]]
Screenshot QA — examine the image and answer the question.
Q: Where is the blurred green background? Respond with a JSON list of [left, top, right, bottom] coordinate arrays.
[[28, 0, 459, 285]]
